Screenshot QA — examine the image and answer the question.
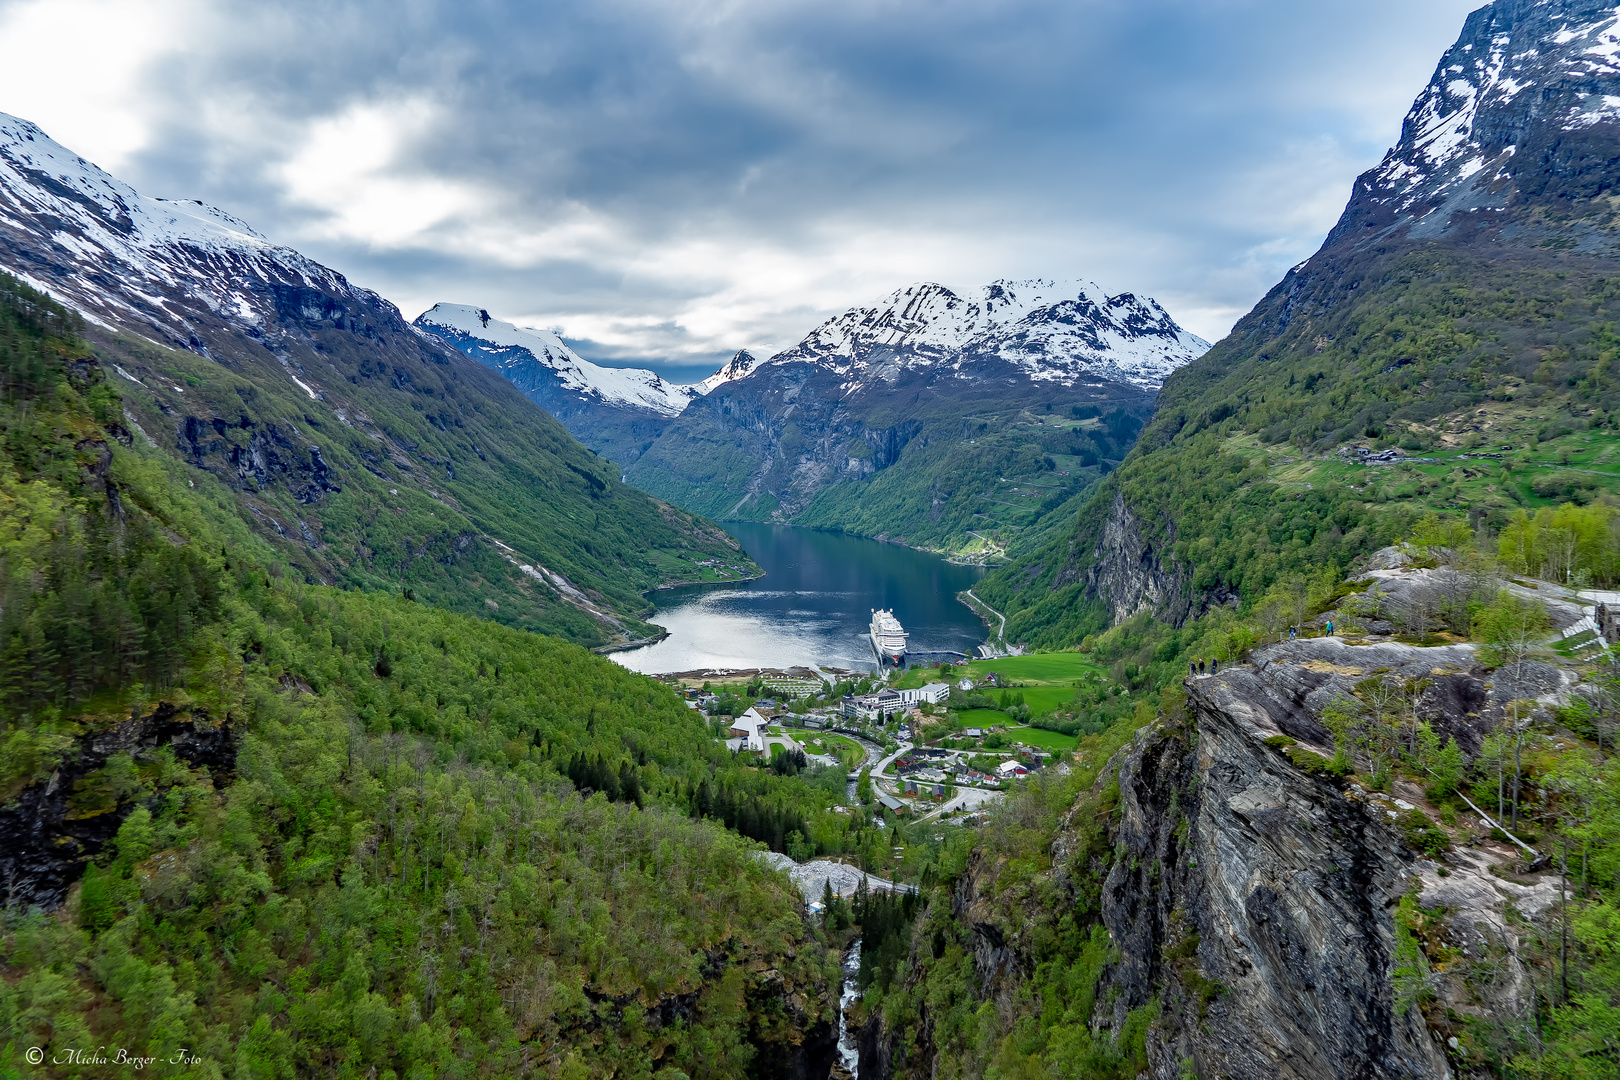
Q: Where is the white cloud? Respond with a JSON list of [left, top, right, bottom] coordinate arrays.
[[279, 98, 491, 250], [0, 0, 204, 170]]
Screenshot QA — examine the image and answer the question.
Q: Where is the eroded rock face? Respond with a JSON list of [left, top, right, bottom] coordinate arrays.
[[0, 703, 235, 909], [1071, 493, 1240, 627], [1244, 638, 1485, 753], [872, 633, 1579, 1079], [1078, 493, 1191, 624], [1241, 637, 1574, 757], [1101, 675, 1452, 1079]]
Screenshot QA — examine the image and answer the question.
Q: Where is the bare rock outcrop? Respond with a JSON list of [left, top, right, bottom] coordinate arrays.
[[0, 702, 236, 909], [1077, 493, 1238, 626], [1101, 673, 1452, 1079]]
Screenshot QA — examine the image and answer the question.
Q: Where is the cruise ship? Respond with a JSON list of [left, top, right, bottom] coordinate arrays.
[[870, 609, 908, 665]]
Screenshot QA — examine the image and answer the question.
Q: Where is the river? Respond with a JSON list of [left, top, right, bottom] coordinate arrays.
[[613, 521, 988, 674]]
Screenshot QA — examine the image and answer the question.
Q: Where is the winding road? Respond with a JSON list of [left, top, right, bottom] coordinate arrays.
[[964, 588, 1007, 645]]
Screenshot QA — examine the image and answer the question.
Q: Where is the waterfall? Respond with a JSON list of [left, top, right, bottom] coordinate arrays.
[[836, 941, 862, 1077]]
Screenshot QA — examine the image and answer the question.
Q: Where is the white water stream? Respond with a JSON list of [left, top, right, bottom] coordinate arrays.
[[837, 941, 862, 1076]]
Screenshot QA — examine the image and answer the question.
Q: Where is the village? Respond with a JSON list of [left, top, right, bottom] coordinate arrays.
[[669, 664, 1063, 825]]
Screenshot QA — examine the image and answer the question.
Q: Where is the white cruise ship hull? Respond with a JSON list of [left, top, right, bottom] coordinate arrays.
[[870, 608, 907, 665], [870, 632, 906, 664]]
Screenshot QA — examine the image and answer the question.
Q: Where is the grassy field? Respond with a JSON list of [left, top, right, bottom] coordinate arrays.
[[894, 651, 1101, 691], [957, 708, 1010, 727], [963, 652, 1100, 685], [1221, 422, 1620, 516], [1011, 687, 1076, 713], [1005, 726, 1079, 750], [794, 732, 865, 769]]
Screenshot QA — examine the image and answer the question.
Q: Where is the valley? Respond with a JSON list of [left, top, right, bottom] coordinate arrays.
[[423, 279, 1204, 559], [11, 0, 1620, 1077], [624, 280, 1204, 557]]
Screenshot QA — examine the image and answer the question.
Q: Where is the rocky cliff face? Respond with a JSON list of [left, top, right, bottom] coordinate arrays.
[[1103, 667, 1451, 1079], [1042, 491, 1238, 627], [0, 701, 235, 909], [871, 630, 1575, 1080], [1097, 637, 1577, 1078], [1072, 493, 1194, 625]]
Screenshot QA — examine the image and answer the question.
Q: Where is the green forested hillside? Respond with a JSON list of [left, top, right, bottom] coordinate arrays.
[[97, 314, 751, 649], [979, 244, 1620, 658], [0, 277, 843, 1076], [630, 369, 1150, 559], [794, 405, 1144, 557]]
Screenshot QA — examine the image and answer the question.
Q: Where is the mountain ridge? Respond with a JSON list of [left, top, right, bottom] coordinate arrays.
[[414, 302, 727, 466], [624, 276, 1208, 554], [0, 111, 755, 646], [760, 278, 1209, 391]]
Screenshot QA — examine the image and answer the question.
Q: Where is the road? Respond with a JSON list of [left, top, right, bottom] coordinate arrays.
[[871, 741, 912, 779], [914, 785, 1003, 822], [963, 588, 1006, 644]]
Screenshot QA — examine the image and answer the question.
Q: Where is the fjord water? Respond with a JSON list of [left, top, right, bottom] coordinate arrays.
[[613, 521, 987, 674]]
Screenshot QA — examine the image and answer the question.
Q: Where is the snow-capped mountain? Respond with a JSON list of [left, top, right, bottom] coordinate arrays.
[[696, 349, 760, 394], [1327, 0, 1620, 250], [0, 112, 365, 348], [0, 112, 750, 640], [413, 303, 722, 465], [626, 277, 1202, 541], [416, 303, 700, 416], [767, 279, 1209, 392]]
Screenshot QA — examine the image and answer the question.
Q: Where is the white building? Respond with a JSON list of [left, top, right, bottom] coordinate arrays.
[[728, 708, 768, 752], [845, 690, 904, 721], [899, 682, 950, 706], [997, 759, 1029, 778]]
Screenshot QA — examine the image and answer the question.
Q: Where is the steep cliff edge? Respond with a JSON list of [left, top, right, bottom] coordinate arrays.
[[871, 632, 1578, 1079], [1103, 668, 1451, 1078]]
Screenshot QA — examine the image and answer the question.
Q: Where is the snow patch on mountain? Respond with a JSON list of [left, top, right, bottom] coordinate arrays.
[[0, 111, 362, 335], [765, 279, 1209, 391], [415, 303, 700, 416], [696, 349, 760, 394], [1362, 2, 1620, 217]]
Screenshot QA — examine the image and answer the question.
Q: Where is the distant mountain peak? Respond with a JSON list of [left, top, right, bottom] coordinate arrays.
[[767, 277, 1209, 391], [697, 349, 759, 393], [414, 303, 699, 417]]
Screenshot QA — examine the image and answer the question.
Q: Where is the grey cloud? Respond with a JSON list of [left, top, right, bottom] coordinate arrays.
[[17, 0, 1481, 369]]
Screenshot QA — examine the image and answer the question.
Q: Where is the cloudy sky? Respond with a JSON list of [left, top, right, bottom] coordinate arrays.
[[0, 0, 1478, 378]]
